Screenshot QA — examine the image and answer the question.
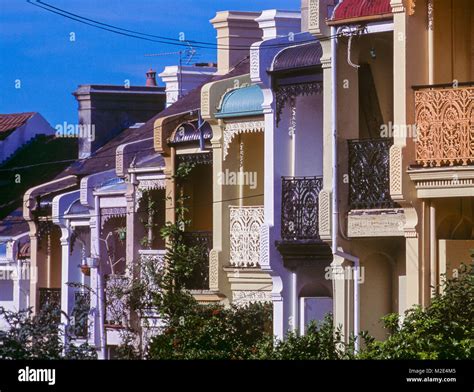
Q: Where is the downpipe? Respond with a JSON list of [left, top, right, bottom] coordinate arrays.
[[330, 26, 360, 353]]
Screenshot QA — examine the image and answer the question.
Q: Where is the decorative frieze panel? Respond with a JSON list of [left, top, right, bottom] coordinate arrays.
[[232, 290, 271, 306], [209, 249, 219, 291], [259, 223, 270, 268], [348, 209, 405, 237], [176, 152, 212, 165], [318, 189, 331, 240], [229, 206, 264, 267], [415, 86, 474, 167], [223, 120, 265, 160]]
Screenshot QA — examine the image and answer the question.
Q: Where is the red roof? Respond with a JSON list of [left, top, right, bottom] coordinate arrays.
[[0, 112, 35, 133], [331, 0, 392, 24]]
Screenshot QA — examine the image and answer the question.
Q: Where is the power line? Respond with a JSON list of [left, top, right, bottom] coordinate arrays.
[[27, 0, 343, 51]]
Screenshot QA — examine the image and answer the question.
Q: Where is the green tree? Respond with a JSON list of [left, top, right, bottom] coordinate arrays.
[[359, 262, 474, 359]]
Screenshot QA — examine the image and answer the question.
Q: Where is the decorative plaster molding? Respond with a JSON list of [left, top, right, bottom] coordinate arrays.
[[232, 290, 271, 306], [259, 223, 270, 268], [308, 0, 319, 31], [201, 90, 210, 118], [318, 189, 331, 239], [390, 145, 403, 196], [250, 47, 260, 80], [348, 209, 405, 237], [223, 120, 265, 160], [209, 249, 219, 291], [390, 0, 406, 14]]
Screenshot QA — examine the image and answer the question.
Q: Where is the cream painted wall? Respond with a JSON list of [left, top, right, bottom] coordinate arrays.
[[434, 0, 473, 83], [360, 254, 393, 341]]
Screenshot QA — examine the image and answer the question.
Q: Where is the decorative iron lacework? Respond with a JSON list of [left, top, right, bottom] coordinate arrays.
[[281, 176, 322, 241], [176, 152, 212, 165], [229, 206, 264, 267], [223, 120, 265, 161], [275, 81, 322, 125], [415, 86, 474, 167], [100, 207, 126, 230], [348, 138, 398, 210]]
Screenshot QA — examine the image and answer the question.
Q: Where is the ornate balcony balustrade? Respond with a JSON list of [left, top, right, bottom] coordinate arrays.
[[415, 85, 474, 167], [39, 288, 61, 323], [71, 291, 90, 338], [182, 231, 212, 290], [229, 206, 264, 267], [348, 138, 396, 210], [281, 177, 322, 241]]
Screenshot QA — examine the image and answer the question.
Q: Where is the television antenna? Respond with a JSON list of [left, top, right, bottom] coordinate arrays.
[[145, 41, 198, 99]]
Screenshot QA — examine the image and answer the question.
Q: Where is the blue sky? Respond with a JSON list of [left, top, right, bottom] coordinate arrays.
[[0, 0, 299, 127]]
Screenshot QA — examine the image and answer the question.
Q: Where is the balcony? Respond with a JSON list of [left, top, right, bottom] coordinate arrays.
[[281, 176, 322, 241], [408, 84, 474, 198], [414, 84, 474, 167], [229, 206, 264, 267], [348, 138, 397, 210], [277, 176, 331, 266]]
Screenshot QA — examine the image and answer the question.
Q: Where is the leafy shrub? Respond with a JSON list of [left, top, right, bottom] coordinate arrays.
[[359, 263, 474, 359]]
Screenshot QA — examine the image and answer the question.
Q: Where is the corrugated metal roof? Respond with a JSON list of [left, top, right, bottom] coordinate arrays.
[[271, 41, 322, 72], [331, 0, 392, 24], [216, 85, 264, 118]]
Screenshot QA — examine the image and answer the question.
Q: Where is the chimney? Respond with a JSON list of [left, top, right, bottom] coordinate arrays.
[[159, 63, 216, 107], [146, 68, 158, 86], [210, 11, 263, 74], [255, 10, 301, 40], [73, 83, 165, 159]]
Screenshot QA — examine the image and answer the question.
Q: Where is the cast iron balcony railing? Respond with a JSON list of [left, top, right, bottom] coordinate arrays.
[[348, 138, 396, 210], [71, 291, 90, 338], [229, 206, 264, 267], [281, 176, 322, 241], [39, 288, 61, 323], [414, 84, 474, 167], [182, 231, 212, 290]]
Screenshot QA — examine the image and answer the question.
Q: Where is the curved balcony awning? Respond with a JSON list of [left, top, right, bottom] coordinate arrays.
[[270, 41, 322, 73], [329, 0, 392, 25], [216, 85, 264, 119], [65, 199, 89, 216]]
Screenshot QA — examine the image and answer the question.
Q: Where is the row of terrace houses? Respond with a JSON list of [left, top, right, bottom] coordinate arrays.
[[0, 0, 472, 357]]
